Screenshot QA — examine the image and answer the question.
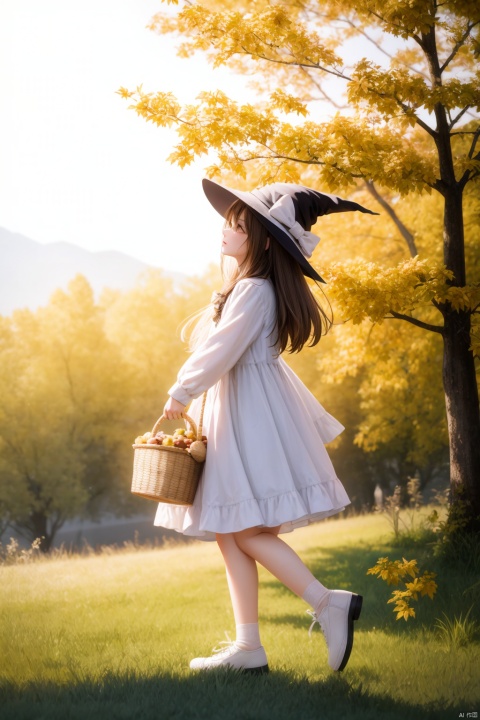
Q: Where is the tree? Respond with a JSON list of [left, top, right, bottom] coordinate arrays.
[[119, 0, 480, 527], [0, 276, 133, 551]]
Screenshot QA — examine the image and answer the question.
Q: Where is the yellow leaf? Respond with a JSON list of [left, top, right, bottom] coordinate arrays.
[[116, 87, 134, 99]]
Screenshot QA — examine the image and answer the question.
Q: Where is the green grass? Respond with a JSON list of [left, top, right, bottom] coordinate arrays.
[[1, 513, 479, 720]]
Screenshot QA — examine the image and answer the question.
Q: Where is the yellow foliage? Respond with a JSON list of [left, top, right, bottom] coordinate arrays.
[[119, 85, 439, 193], [116, 87, 134, 99], [0, 268, 223, 546], [150, 4, 341, 71], [0, 276, 134, 543], [324, 257, 453, 324], [368, 556, 438, 621], [125, 0, 480, 201], [307, 187, 478, 466]]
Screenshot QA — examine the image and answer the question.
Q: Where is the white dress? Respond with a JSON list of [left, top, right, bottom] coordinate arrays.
[[154, 278, 350, 540]]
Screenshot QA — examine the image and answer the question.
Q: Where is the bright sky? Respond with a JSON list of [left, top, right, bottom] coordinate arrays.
[[0, 0, 257, 276]]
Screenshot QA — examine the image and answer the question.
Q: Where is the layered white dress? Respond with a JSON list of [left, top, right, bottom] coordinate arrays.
[[154, 278, 350, 540]]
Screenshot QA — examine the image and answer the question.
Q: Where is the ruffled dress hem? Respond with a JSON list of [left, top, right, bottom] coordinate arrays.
[[154, 473, 350, 541]]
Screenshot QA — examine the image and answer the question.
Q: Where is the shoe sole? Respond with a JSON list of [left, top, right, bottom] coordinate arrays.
[[190, 664, 269, 675], [337, 593, 363, 672], [243, 664, 269, 675]]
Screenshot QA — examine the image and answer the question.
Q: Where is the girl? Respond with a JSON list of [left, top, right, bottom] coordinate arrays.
[[158, 178, 377, 674]]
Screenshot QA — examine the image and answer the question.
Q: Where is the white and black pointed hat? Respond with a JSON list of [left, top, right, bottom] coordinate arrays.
[[203, 178, 378, 283]]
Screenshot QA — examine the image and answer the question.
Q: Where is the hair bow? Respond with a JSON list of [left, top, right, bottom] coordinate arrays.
[[268, 194, 319, 259]]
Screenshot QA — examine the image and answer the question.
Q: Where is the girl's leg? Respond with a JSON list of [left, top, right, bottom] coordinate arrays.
[[217, 528, 328, 647], [233, 526, 329, 609], [216, 531, 266, 652], [216, 532, 259, 625], [233, 526, 362, 672], [188, 532, 269, 672], [190, 527, 361, 672]]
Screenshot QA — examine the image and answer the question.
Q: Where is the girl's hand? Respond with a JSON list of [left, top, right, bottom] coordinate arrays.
[[163, 396, 186, 421]]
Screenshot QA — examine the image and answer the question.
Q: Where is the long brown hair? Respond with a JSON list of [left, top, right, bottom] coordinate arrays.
[[213, 199, 332, 353]]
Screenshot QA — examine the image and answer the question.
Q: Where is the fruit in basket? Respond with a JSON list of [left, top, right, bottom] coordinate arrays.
[[189, 439, 207, 462], [133, 425, 207, 458]]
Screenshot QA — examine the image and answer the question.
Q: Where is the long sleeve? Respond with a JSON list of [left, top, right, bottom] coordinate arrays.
[[168, 280, 270, 406]]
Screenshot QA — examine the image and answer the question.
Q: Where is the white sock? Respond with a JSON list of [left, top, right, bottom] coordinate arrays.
[[302, 579, 331, 615], [235, 623, 261, 651]]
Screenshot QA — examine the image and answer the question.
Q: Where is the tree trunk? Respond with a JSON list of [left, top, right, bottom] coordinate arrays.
[[424, 12, 480, 523], [442, 306, 480, 519], [28, 510, 53, 553], [442, 188, 480, 526]]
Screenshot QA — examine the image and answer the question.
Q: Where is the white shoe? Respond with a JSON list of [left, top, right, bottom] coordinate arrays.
[[189, 641, 269, 674], [308, 590, 363, 671]]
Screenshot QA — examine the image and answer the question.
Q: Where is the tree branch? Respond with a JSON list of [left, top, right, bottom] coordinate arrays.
[[299, 67, 348, 109], [364, 181, 418, 257], [387, 311, 444, 334], [449, 105, 472, 130], [234, 152, 364, 178], [243, 48, 351, 80], [50, 513, 66, 536], [466, 108, 480, 121], [432, 177, 448, 195], [450, 130, 480, 136], [393, 95, 437, 137], [440, 21, 480, 74], [459, 169, 472, 191], [468, 127, 480, 160], [340, 17, 430, 80], [365, 8, 418, 39], [459, 134, 480, 190]]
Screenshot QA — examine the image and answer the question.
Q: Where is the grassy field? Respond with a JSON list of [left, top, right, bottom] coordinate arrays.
[[1, 512, 479, 720]]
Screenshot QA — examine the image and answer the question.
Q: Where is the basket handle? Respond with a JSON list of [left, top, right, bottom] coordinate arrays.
[[196, 391, 207, 440], [151, 413, 197, 438], [152, 391, 207, 440]]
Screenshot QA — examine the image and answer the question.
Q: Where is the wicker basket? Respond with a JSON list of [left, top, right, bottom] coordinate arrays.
[[131, 395, 207, 506]]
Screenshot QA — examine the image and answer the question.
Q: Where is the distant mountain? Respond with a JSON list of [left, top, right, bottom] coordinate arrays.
[[0, 227, 186, 315]]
